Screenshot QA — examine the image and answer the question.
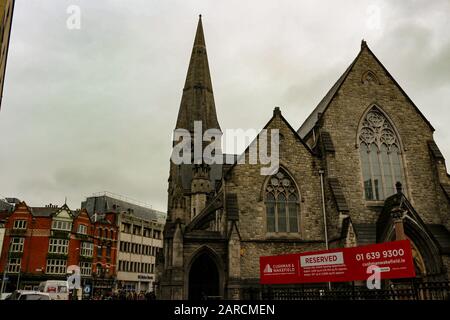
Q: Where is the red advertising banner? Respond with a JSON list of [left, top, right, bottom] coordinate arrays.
[[260, 240, 416, 284]]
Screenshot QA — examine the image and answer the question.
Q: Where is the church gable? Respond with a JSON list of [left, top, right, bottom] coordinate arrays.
[[328, 42, 434, 136], [226, 107, 324, 241], [226, 107, 315, 179], [299, 41, 434, 142], [319, 43, 436, 153], [299, 41, 446, 225]]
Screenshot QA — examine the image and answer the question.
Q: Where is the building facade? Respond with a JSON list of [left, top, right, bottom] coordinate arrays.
[[158, 17, 450, 300], [0, 211, 8, 260], [90, 211, 118, 296], [116, 211, 163, 292], [0, 202, 118, 296], [0, 0, 14, 109], [0, 198, 17, 259], [82, 192, 165, 293]]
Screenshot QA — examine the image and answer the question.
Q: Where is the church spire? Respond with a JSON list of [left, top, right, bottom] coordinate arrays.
[[175, 15, 221, 133]]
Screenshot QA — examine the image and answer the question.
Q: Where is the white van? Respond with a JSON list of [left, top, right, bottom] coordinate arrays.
[[38, 280, 69, 300]]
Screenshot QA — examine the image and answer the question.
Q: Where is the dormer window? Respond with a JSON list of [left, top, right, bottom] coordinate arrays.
[[52, 220, 71, 231], [13, 220, 27, 230]]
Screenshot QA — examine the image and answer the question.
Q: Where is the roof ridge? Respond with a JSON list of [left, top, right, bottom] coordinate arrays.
[[298, 42, 435, 138], [297, 50, 361, 138]]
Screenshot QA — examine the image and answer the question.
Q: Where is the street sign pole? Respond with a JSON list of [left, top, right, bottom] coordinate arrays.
[[319, 169, 332, 291], [16, 271, 21, 290], [0, 264, 7, 294]]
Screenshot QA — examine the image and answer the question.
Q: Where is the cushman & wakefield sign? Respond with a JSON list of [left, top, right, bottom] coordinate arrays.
[[260, 240, 416, 284]]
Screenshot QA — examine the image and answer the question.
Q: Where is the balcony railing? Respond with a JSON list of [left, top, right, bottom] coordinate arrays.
[[9, 229, 27, 236], [50, 230, 70, 239], [242, 281, 450, 300], [46, 253, 68, 260]]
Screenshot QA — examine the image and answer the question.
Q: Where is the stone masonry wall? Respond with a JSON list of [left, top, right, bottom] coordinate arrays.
[[321, 45, 445, 225], [226, 113, 339, 280]]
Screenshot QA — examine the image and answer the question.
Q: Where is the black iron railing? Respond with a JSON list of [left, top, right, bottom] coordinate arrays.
[[242, 281, 450, 300]]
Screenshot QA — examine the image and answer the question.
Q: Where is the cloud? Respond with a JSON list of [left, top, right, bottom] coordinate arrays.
[[0, 0, 449, 211]]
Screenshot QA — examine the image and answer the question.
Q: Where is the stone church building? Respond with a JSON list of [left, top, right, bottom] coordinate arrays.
[[156, 16, 450, 299]]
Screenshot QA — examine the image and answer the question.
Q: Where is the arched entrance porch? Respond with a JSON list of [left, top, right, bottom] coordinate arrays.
[[186, 247, 224, 300]]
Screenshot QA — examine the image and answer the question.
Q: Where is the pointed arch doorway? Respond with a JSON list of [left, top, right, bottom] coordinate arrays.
[[188, 252, 220, 300]]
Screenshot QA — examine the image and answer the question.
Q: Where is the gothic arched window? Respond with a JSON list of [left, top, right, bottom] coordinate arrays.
[[359, 107, 405, 200], [265, 170, 299, 233]]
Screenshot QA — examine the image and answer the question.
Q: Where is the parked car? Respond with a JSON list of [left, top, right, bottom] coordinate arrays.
[[38, 280, 69, 300], [5, 290, 50, 300], [1, 293, 12, 300]]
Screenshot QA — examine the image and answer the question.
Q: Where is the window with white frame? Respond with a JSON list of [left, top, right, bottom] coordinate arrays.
[[51, 220, 72, 231], [13, 220, 27, 230], [77, 224, 87, 235], [48, 239, 69, 254], [81, 242, 93, 257], [359, 107, 405, 201], [7, 258, 21, 273], [80, 262, 92, 276], [10, 237, 25, 252], [46, 259, 67, 274], [121, 223, 131, 233]]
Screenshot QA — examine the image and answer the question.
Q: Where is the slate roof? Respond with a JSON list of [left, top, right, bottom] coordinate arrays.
[[428, 141, 444, 159], [82, 194, 166, 223], [0, 200, 13, 212], [328, 178, 349, 212], [187, 193, 224, 231], [5, 198, 20, 204], [226, 193, 239, 221], [297, 57, 356, 138], [353, 223, 377, 245], [30, 206, 60, 217]]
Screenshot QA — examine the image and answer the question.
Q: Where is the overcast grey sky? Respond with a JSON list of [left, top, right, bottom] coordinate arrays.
[[0, 0, 449, 211]]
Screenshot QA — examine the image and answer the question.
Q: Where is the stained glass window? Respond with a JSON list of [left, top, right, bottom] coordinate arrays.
[[265, 170, 299, 233], [359, 107, 405, 200]]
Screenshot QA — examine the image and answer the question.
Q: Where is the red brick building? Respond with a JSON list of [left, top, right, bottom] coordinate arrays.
[[0, 201, 118, 296], [91, 212, 118, 295]]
